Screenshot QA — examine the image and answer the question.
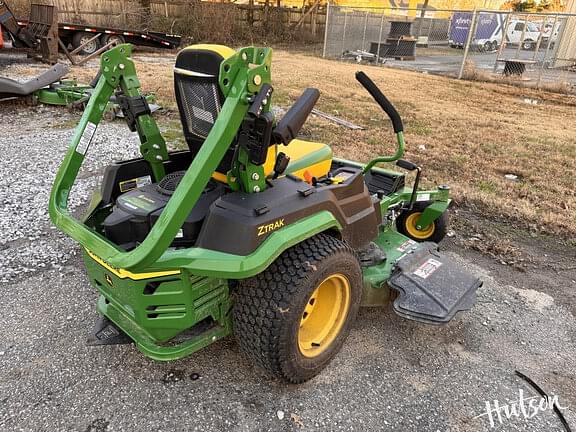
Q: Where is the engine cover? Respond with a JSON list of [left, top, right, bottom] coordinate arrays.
[[102, 172, 224, 250]]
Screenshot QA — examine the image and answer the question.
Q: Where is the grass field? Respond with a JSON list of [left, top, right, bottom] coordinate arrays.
[[65, 49, 576, 238]]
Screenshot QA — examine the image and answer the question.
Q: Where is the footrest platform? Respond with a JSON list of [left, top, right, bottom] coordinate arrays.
[[388, 242, 482, 324]]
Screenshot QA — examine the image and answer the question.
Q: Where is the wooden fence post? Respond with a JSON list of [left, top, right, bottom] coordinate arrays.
[[73, 0, 80, 20], [140, 0, 151, 27], [120, 0, 127, 27], [248, 0, 254, 26], [312, 7, 317, 36], [264, 0, 270, 32]]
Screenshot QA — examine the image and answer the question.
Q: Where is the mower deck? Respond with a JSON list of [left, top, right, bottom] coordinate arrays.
[[388, 242, 481, 324]]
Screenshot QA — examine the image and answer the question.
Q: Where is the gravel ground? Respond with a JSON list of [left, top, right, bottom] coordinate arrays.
[[0, 104, 140, 284], [0, 103, 575, 432]]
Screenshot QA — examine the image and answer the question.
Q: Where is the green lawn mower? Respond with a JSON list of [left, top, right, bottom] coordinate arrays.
[[49, 43, 481, 383], [34, 78, 159, 121]]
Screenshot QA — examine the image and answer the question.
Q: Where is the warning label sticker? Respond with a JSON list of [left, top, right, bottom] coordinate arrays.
[[397, 239, 416, 253], [119, 175, 152, 193], [413, 258, 443, 279], [76, 122, 97, 155]]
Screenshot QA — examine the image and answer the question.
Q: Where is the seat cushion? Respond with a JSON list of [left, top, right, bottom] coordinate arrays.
[[212, 140, 332, 184], [282, 139, 333, 180]]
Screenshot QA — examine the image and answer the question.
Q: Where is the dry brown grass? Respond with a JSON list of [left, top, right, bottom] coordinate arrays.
[[64, 49, 576, 237], [461, 60, 576, 96]]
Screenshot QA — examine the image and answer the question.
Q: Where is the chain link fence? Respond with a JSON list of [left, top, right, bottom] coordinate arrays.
[[322, 5, 576, 94]]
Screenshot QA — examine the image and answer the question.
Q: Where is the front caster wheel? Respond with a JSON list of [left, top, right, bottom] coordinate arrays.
[[396, 201, 448, 243], [233, 233, 362, 383]]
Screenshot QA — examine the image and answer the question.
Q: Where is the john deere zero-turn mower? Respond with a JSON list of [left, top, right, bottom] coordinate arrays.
[[50, 44, 481, 382]]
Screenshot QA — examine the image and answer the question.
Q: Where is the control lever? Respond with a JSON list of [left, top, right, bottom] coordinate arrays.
[[272, 152, 290, 179], [272, 88, 320, 145], [396, 159, 421, 209]]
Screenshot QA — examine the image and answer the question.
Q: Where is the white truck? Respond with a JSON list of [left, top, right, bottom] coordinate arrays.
[[449, 13, 558, 52], [506, 20, 543, 50]]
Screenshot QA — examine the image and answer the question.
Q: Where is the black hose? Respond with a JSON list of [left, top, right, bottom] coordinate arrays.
[[515, 370, 571, 432], [355, 71, 403, 134]]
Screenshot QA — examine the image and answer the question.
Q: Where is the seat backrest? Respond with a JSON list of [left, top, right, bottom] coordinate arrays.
[[174, 44, 236, 175]]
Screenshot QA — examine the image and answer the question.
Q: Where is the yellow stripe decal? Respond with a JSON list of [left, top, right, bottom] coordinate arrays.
[[85, 249, 181, 280]]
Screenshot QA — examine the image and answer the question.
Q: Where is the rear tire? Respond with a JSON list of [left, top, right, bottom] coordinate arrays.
[[396, 201, 448, 243], [72, 32, 100, 55], [233, 233, 362, 383], [101, 34, 125, 48]]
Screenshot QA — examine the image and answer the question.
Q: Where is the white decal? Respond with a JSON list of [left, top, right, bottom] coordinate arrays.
[[76, 122, 97, 155], [397, 239, 416, 253], [413, 258, 443, 279]]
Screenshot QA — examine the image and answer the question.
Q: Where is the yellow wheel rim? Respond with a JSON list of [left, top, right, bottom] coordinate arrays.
[[298, 274, 351, 358], [405, 212, 435, 240]]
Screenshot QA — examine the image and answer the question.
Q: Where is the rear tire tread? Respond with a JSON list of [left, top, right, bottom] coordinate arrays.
[[233, 233, 361, 383]]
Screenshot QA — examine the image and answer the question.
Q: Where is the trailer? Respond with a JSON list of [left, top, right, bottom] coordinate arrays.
[[17, 20, 182, 55], [1, 0, 180, 59]]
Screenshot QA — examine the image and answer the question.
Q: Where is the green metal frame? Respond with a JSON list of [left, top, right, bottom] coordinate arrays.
[[49, 44, 295, 276], [49, 44, 451, 360]]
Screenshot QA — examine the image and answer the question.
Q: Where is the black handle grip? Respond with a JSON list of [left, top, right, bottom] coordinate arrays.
[[355, 71, 403, 133], [396, 159, 418, 171], [273, 88, 320, 145]]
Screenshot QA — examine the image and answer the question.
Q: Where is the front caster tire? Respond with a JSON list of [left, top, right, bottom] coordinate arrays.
[[233, 233, 362, 383], [396, 201, 448, 243]]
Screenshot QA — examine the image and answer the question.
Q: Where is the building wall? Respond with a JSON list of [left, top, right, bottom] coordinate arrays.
[[555, 0, 576, 66]]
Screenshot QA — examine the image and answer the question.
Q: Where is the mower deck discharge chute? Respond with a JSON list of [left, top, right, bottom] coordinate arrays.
[[49, 44, 482, 383]]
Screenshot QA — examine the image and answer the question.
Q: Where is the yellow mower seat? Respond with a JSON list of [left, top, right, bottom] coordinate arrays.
[[212, 140, 332, 184], [174, 44, 332, 184], [278, 139, 333, 180]]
